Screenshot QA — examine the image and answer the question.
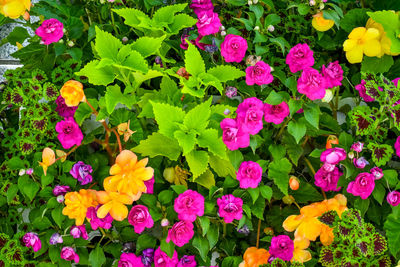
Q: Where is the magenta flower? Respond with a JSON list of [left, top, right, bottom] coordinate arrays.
[[128, 205, 154, 234], [314, 167, 342, 192], [70, 225, 88, 240], [190, 0, 214, 15], [225, 86, 237, 99], [353, 157, 369, 169], [245, 61, 273, 86], [236, 161, 263, 189], [351, 141, 364, 153], [322, 162, 335, 172], [297, 68, 326, 100], [35, 18, 64, 45], [53, 185, 70, 196], [320, 148, 346, 165], [370, 167, 383, 180], [55, 117, 83, 149], [49, 233, 63, 245], [196, 11, 221, 36], [285, 43, 314, 73], [220, 118, 250, 150], [166, 221, 195, 247], [321, 61, 343, 89], [177, 255, 196, 267], [355, 80, 375, 102], [269, 235, 294, 261], [217, 194, 243, 223], [118, 253, 144, 267], [220, 34, 248, 63], [236, 97, 264, 135], [154, 247, 179, 267], [23, 232, 41, 252], [264, 101, 290, 125], [70, 161, 93, 185], [174, 190, 204, 222], [61, 247, 79, 263], [144, 176, 154, 194], [347, 172, 375, 199], [387, 191, 400, 206], [395, 136, 400, 157], [55, 96, 78, 118], [86, 206, 113, 230], [26, 168, 34, 175]]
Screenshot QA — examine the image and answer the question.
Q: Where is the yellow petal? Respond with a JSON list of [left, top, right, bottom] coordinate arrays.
[[96, 191, 111, 204], [348, 27, 366, 40], [109, 202, 128, 221], [343, 39, 357, 52], [363, 27, 380, 41], [296, 218, 321, 241], [346, 48, 363, 64], [97, 202, 113, 219], [294, 237, 310, 250], [312, 15, 334, 32], [320, 226, 334, 246], [116, 150, 137, 166], [116, 193, 134, 205], [283, 215, 303, 232], [42, 147, 55, 166], [38, 162, 48, 176], [292, 249, 312, 263], [363, 39, 382, 57]]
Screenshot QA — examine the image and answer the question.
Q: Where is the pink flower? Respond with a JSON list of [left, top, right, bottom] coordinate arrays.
[[236, 97, 264, 135], [61, 247, 79, 263], [370, 167, 383, 180], [321, 61, 343, 89], [196, 11, 221, 36], [351, 142, 364, 153], [220, 118, 250, 150], [245, 61, 273, 86], [55, 96, 77, 118], [70, 225, 88, 240], [217, 194, 243, 223], [320, 148, 346, 165], [220, 34, 248, 63], [355, 80, 375, 102], [237, 161, 263, 189], [263, 101, 290, 125], [55, 117, 83, 149], [23, 232, 41, 252], [190, 0, 214, 15], [174, 190, 204, 222], [53, 185, 70, 196], [297, 68, 326, 100], [118, 253, 144, 267], [128, 205, 154, 234], [35, 19, 64, 45], [269, 235, 294, 261], [286, 43, 314, 73], [144, 176, 154, 194], [86, 206, 113, 230], [177, 255, 196, 267], [154, 247, 179, 267], [347, 172, 375, 199], [393, 77, 400, 87], [353, 157, 369, 169], [166, 221, 194, 247], [395, 136, 400, 157], [387, 191, 400, 206], [314, 167, 342, 192]]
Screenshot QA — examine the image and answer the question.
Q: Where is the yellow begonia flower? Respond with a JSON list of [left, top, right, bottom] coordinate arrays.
[[96, 191, 133, 221], [312, 12, 334, 32], [117, 120, 135, 142], [38, 147, 55, 176], [343, 27, 382, 64], [0, 0, 30, 19], [62, 189, 98, 226], [291, 237, 312, 263], [103, 150, 153, 199], [366, 18, 399, 56], [60, 80, 85, 107], [239, 247, 270, 267]]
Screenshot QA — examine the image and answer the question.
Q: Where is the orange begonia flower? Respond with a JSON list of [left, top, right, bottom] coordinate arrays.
[[38, 147, 55, 176], [96, 191, 133, 221], [60, 80, 85, 107], [0, 0, 30, 19], [239, 247, 270, 267], [291, 237, 312, 263], [312, 12, 334, 32], [117, 120, 135, 142], [62, 189, 98, 226], [103, 150, 154, 199]]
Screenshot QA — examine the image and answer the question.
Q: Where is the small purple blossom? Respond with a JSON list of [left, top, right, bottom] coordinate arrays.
[[53, 185, 70, 196], [70, 225, 88, 240], [225, 86, 237, 99], [49, 233, 63, 245], [353, 157, 369, 169], [142, 248, 155, 267], [370, 167, 383, 180], [26, 168, 34, 175], [351, 142, 364, 153], [70, 161, 93, 185]]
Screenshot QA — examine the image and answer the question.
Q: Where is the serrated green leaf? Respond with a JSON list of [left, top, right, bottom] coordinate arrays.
[[185, 43, 205, 77], [133, 133, 181, 160], [169, 14, 197, 35], [113, 8, 152, 29], [209, 155, 236, 177], [131, 35, 166, 58], [151, 101, 185, 138], [74, 102, 95, 125], [153, 3, 187, 24], [259, 185, 273, 201], [287, 120, 306, 144], [174, 130, 197, 155], [18, 176, 39, 202], [195, 169, 215, 189], [75, 60, 115, 86], [268, 158, 292, 195], [115, 50, 148, 73], [186, 150, 209, 179], [184, 98, 212, 131], [105, 85, 135, 113], [94, 26, 122, 60], [361, 55, 394, 74], [197, 129, 227, 159], [268, 144, 286, 160], [207, 65, 245, 83]]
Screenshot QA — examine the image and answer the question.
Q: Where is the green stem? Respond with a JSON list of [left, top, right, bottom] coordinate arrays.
[[275, 118, 290, 141]]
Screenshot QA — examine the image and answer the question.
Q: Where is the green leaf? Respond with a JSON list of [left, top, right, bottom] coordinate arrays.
[[248, 187, 260, 204], [368, 143, 394, 167], [41, 173, 54, 187], [174, 130, 197, 155], [207, 224, 219, 249], [264, 14, 281, 27], [89, 246, 106, 267], [291, 182, 323, 203], [269, 37, 289, 54], [384, 212, 400, 258], [153, 3, 187, 24], [268, 144, 286, 160], [209, 155, 236, 177], [252, 196, 265, 220], [105, 85, 135, 113], [51, 205, 64, 228], [184, 98, 212, 131], [169, 14, 198, 35], [186, 150, 209, 179], [116, 50, 149, 73], [18, 176, 39, 202], [372, 182, 386, 205], [192, 234, 210, 261], [383, 170, 398, 187], [113, 8, 152, 29], [197, 129, 227, 159], [151, 101, 185, 138], [75, 60, 115, 86], [185, 43, 205, 77], [265, 90, 284, 105], [195, 168, 215, 189], [130, 35, 166, 58], [268, 158, 292, 195], [338, 132, 353, 150], [361, 55, 394, 74], [309, 148, 324, 158], [94, 26, 122, 60], [133, 133, 182, 160], [284, 138, 303, 166], [158, 190, 174, 204], [6, 184, 18, 204], [207, 65, 245, 83], [304, 103, 320, 129], [6, 27, 29, 45], [198, 217, 210, 236], [340, 8, 369, 32], [259, 185, 273, 201], [368, 11, 400, 53], [297, 3, 310, 15], [287, 121, 306, 144], [228, 150, 243, 170], [160, 239, 175, 258], [354, 198, 370, 217], [288, 98, 302, 116], [74, 102, 94, 125]]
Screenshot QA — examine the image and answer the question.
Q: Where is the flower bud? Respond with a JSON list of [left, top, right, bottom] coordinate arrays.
[[254, 26, 260, 31], [289, 176, 299, 190], [26, 168, 34, 175], [348, 151, 355, 159], [267, 25, 275, 32], [322, 89, 333, 103], [270, 66, 274, 72], [62, 28, 67, 33], [67, 40, 74, 47], [122, 37, 128, 43], [220, 25, 225, 31], [23, 11, 30, 21], [252, 0, 258, 3], [248, 0, 252, 5], [263, 227, 274, 235], [221, 30, 226, 36], [282, 195, 295, 205], [57, 195, 64, 203], [309, 0, 315, 5], [223, 109, 230, 115], [58, 39, 64, 44], [19, 169, 26, 176], [319, 3, 325, 9], [161, 218, 169, 227], [163, 167, 175, 183]]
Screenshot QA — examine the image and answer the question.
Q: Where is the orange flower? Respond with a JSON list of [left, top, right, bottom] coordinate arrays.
[[239, 247, 270, 267], [60, 80, 85, 107], [312, 12, 334, 32], [62, 189, 98, 225], [326, 135, 339, 149], [291, 237, 312, 263], [96, 191, 133, 221], [0, 0, 30, 19], [103, 150, 154, 199], [38, 147, 55, 176], [117, 120, 135, 142]]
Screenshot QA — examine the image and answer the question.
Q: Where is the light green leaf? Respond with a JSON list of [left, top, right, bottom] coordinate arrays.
[[130, 35, 166, 58], [384, 212, 400, 258], [186, 150, 209, 179], [268, 158, 292, 195], [197, 129, 227, 159], [105, 85, 135, 113], [185, 43, 205, 77], [174, 130, 197, 155], [89, 246, 106, 267], [94, 26, 122, 60], [74, 102, 94, 125], [248, 187, 259, 204], [198, 73, 224, 94], [153, 3, 187, 25], [133, 133, 182, 160], [116, 50, 148, 73], [151, 101, 186, 138], [209, 154, 236, 177], [75, 60, 115, 86], [113, 8, 152, 29], [287, 120, 306, 144], [207, 65, 245, 83], [184, 98, 212, 131], [368, 11, 400, 53], [169, 14, 197, 35], [195, 169, 215, 189], [265, 90, 284, 105]]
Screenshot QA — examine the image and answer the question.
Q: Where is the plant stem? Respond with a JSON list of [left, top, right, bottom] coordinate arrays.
[[256, 218, 261, 248], [55, 145, 79, 162], [275, 118, 289, 141]]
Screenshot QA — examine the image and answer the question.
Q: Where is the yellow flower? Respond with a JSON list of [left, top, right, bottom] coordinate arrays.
[[0, 0, 30, 19], [96, 191, 133, 221], [366, 18, 399, 56], [38, 147, 55, 176], [343, 27, 382, 63], [312, 12, 334, 32], [62, 189, 98, 225], [60, 80, 85, 107], [103, 150, 154, 199], [163, 166, 190, 186], [117, 120, 135, 142], [238, 247, 270, 267], [291, 237, 312, 263]]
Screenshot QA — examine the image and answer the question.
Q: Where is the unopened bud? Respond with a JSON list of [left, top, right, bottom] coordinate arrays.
[[322, 89, 333, 103], [221, 31, 226, 36], [58, 39, 64, 44], [26, 168, 33, 175], [348, 151, 355, 159], [254, 26, 260, 31], [248, 0, 252, 5], [220, 25, 225, 31], [67, 40, 74, 47], [161, 218, 169, 227], [267, 25, 275, 32], [282, 195, 295, 205], [263, 227, 274, 235], [309, 0, 316, 6], [289, 176, 299, 191], [224, 109, 230, 115], [57, 195, 64, 203], [19, 169, 26, 176], [319, 3, 325, 9], [252, 0, 258, 3], [122, 37, 128, 43], [63, 28, 66, 33], [23, 11, 30, 21]]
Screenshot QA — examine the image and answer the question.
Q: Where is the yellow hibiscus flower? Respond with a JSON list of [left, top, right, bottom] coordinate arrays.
[[343, 27, 382, 63], [366, 18, 399, 56], [0, 0, 30, 19]]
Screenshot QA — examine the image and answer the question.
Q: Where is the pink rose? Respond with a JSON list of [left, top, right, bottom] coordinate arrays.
[[190, 0, 214, 15], [61, 247, 79, 263], [118, 253, 144, 267], [166, 221, 194, 247], [23, 232, 41, 252], [128, 205, 154, 234], [395, 136, 400, 157], [245, 61, 274, 86], [154, 247, 179, 267], [174, 190, 204, 222], [237, 161, 263, 189], [264, 101, 290, 125], [220, 34, 248, 63], [236, 97, 264, 135], [220, 118, 250, 150], [286, 43, 314, 73], [347, 172, 375, 199], [196, 11, 221, 36], [297, 68, 326, 100], [217, 194, 243, 223], [370, 167, 383, 180], [314, 167, 342, 192], [35, 18, 64, 45], [55, 117, 83, 149], [70, 225, 88, 240], [321, 61, 343, 89], [387, 191, 400, 206], [320, 147, 346, 165], [355, 80, 375, 102], [269, 235, 294, 261]]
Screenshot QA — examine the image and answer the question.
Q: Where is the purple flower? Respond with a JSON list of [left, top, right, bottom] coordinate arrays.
[[61, 247, 79, 263], [177, 255, 196, 267], [370, 167, 383, 180], [353, 157, 369, 169], [351, 141, 364, 153], [23, 232, 41, 252], [314, 166, 342, 192], [53, 185, 70, 196], [321, 61, 343, 89], [225, 86, 237, 99], [70, 225, 88, 240], [347, 172, 375, 199], [141, 248, 155, 267], [49, 233, 63, 245], [55, 96, 78, 118], [387, 191, 400, 206], [70, 161, 93, 185], [217, 194, 243, 223], [118, 253, 144, 267], [86, 206, 113, 230], [320, 148, 346, 165], [236, 97, 264, 135], [269, 235, 294, 261], [236, 161, 263, 189], [55, 117, 83, 149]]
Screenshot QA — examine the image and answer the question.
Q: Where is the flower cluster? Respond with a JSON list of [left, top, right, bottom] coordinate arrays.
[[314, 148, 346, 192]]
